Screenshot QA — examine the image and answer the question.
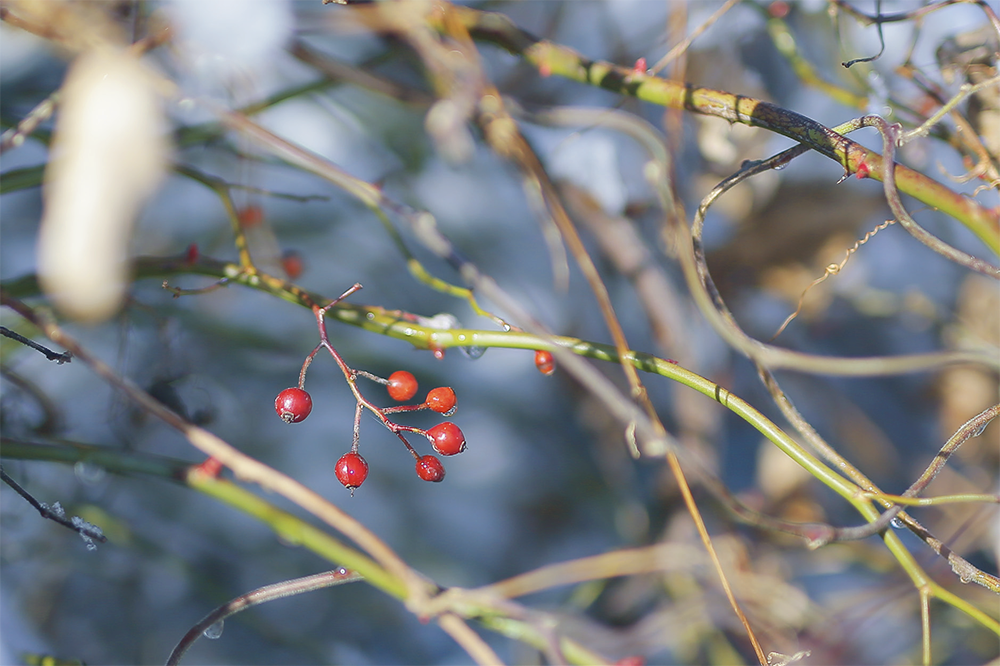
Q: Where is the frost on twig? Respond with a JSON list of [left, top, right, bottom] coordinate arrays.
[[2, 467, 107, 550]]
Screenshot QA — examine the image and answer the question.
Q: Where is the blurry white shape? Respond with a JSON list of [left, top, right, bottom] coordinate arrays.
[[38, 48, 168, 323], [421, 313, 461, 330], [167, 0, 293, 99], [74, 460, 107, 485], [549, 133, 626, 214]]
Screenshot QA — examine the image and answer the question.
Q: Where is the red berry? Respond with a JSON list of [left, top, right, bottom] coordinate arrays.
[[275, 387, 312, 423], [281, 249, 304, 280], [768, 1, 790, 18], [387, 370, 418, 401], [335, 452, 369, 490], [415, 455, 446, 482], [238, 204, 264, 228], [425, 387, 457, 414], [534, 350, 555, 376], [427, 422, 466, 456]]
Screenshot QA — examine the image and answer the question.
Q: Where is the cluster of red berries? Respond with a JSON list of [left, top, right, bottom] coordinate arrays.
[[274, 369, 464, 494], [271, 282, 565, 497]]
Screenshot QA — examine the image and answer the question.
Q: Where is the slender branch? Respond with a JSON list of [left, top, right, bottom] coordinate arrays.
[[860, 114, 999, 278], [0, 466, 107, 546], [0, 326, 72, 363], [166, 568, 362, 666], [445, 5, 1000, 254]]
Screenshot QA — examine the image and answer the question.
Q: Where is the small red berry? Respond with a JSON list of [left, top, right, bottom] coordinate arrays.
[[387, 370, 418, 401], [534, 350, 555, 376], [415, 455, 446, 482], [238, 205, 264, 228], [275, 387, 312, 423], [281, 249, 304, 279], [427, 422, 466, 456], [856, 161, 870, 179], [768, 1, 790, 18], [425, 387, 457, 414], [335, 452, 369, 490]]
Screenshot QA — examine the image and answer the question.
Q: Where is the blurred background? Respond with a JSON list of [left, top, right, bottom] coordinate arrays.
[[1, 1, 997, 664]]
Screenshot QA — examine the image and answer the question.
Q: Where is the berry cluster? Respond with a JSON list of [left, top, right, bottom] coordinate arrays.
[[273, 285, 466, 495]]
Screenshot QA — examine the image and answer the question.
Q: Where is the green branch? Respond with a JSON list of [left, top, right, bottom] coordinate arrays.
[[451, 6, 1000, 256]]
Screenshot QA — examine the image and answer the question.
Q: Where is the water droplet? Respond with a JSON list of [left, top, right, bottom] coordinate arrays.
[[890, 516, 903, 529], [204, 620, 224, 639], [75, 461, 106, 485], [336, 567, 349, 577], [773, 162, 786, 170], [969, 417, 993, 438], [366, 312, 375, 320], [460, 345, 486, 360], [442, 406, 457, 417], [403, 327, 414, 336]]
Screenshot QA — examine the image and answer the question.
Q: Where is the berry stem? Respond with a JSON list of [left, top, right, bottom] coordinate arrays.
[[352, 401, 363, 452], [380, 404, 427, 415], [297, 342, 323, 389], [320, 283, 363, 314], [355, 369, 388, 385], [312, 301, 426, 457]]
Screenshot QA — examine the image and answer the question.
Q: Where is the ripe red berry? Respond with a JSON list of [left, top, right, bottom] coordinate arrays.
[[415, 455, 446, 482], [425, 387, 457, 414], [387, 370, 418, 401], [427, 422, 466, 456], [238, 204, 264, 228], [281, 249, 304, 280], [335, 452, 369, 490], [275, 387, 312, 423], [534, 350, 555, 376]]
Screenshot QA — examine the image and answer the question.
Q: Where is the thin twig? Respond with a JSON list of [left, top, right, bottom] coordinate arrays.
[[0, 326, 72, 363], [0, 466, 107, 545], [166, 568, 362, 666]]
